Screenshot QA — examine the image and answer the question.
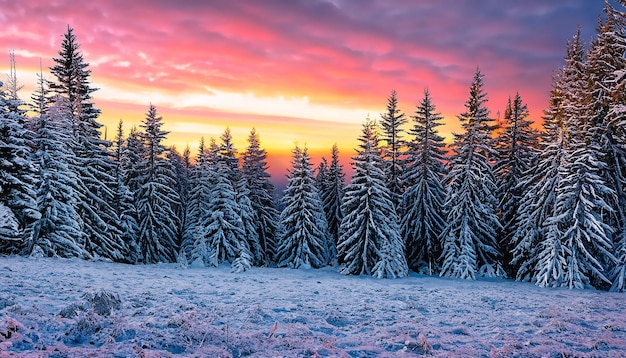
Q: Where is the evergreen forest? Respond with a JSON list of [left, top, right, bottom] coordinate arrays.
[[2, 3, 626, 292]]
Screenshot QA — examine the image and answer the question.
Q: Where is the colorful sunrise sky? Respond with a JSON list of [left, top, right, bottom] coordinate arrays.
[[0, 0, 605, 183]]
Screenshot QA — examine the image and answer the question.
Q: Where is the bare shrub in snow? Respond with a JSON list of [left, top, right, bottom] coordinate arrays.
[[59, 302, 84, 318], [0, 316, 22, 341], [83, 290, 121, 316]]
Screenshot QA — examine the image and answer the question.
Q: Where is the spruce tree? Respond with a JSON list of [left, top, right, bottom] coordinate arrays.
[[122, 126, 145, 196], [401, 90, 448, 274], [338, 120, 408, 278], [380, 90, 407, 211], [512, 70, 569, 283], [234, 176, 260, 268], [493, 93, 538, 274], [586, 3, 626, 291], [135, 104, 180, 263], [544, 29, 616, 289], [0, 77, 39, 254], [514, 30, 616, 289], [167, 145, 193, 249], [216, 128, 257, 268], [110, 120, 139, 262], [315, 157, 329, 192], [191, 158, 250, 268], [181, 138, 212, 261], [218, 127, 239, 179], [319, 144, 345, 266], [276, 146, 330, 269], [29, 65, 52, 120], [440, 69, 502, 279], [49, 26, 127, 261], [29, 97, 88, 258], [241, 128, 279, 266]]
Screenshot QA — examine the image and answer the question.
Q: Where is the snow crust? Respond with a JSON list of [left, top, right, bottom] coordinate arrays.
[[1, 256, 624, 357]]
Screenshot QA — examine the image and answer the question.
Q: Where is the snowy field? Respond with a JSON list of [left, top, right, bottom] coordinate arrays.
[[0, 257, 625, 357]]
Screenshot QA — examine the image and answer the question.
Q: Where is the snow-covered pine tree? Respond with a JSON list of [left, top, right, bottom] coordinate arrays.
[[315, 157, 329, 192], [110, 120, 139, 263], [493, 93, 538, 275], [542, 28, 616, 289], [207, 137, 220, 165], [122, 126, 145, 196], [48, 26, 127, 261], [216, 128, 257, 269], [218, 127, 239, 180], [513, 30, 616, 289], [29, 97, 88, 258], [604, 8, 626, 292], [338, 119, 408, 278], [192, 158, 250, 268], [29, 64, 51, 120], [135, 104, 180, 263], [181, 138, 212, 261], [511, 69, 569, 283], [121, 125, 144, 261], [233, 176, 259, 269], [241, 128, 279, 266], [276, 145, 330, 269], [0, 72, 39, 254], [167, 145, 193, 249], [440, 69, 502, 280], [401, 90, 448, 274], [586, 2, 626, 291], [319, 144, 345, 266], [380, 90, 407, 211]]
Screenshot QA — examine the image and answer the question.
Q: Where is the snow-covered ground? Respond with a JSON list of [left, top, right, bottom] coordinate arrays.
[[0, 257, 624, 357]]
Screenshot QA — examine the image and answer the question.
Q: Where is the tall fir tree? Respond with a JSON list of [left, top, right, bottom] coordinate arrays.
[[122, 126, 145, 196], [181, 138, 212, 261], [440, 69, 503, 279], [586, 2, 626, 291], [167, 145, 193, 249], [380, 90, 407, 211], [276, 146, 330, 269], [218, 127, 239, 180], [0, 71, 39, 254], [29, 63, 51, 120], [401, 90, 448, 274], [513, 30, 616, 289], [241, 128, 279, 266], [191, 158, 250, 268], [216, 128, 257, 268], [315, 157, 329, 193], [29, 97, 88, 258], [319, 144, 345, 266], [338, 120, 408, 278], [49, 26, 127, 261], [493, 93, 538, 275], [135, 104, 180, 263], [110, 120, 139, 262], [544, 28, 616, 289], [233, 175, 260, 268], [512, 70, 569, 283]]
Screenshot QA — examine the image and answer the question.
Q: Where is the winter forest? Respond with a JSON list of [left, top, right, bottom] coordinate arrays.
[[2, 4, 626, 294]]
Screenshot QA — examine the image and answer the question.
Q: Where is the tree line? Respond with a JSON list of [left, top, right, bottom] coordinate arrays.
[[1, 2, 626, 291]]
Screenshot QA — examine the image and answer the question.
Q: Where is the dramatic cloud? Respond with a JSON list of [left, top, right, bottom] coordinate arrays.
[[0, 0, 605, 181]]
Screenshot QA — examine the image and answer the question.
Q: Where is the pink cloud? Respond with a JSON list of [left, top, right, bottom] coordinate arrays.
[[0, 0, 606, 179]]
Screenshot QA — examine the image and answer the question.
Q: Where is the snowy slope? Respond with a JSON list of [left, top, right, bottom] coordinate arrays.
[[0, 256, 624, 357]]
